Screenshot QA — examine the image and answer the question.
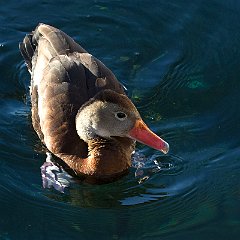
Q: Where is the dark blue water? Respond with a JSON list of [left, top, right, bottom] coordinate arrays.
[[1, 0, 240, 239]]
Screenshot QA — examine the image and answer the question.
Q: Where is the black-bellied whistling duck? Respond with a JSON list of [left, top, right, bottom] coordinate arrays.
[[19, 24, 169, 183]]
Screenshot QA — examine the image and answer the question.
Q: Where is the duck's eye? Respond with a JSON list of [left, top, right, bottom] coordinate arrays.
[[115, 112, 127, 120]]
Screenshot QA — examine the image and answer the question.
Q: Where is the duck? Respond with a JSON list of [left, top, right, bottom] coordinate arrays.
[[19, 23, 169, 183]]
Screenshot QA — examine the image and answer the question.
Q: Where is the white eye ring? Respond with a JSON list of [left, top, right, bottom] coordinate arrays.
[[114, 112, 127, 121]]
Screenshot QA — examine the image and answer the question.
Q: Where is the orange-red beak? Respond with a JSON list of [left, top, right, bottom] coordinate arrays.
[[128, 119, 169, 154]]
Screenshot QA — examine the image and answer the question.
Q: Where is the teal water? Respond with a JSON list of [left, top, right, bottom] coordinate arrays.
[[1, 0, 240, 239]]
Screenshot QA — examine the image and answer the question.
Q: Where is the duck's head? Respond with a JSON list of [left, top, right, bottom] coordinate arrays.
[[76, 89, 169, 154]]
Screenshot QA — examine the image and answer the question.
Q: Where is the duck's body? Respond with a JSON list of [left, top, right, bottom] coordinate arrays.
[[20, 24, 169, 183]]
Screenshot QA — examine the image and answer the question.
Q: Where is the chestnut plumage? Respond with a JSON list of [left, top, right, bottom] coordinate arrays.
[[20, 24, 169, 182]]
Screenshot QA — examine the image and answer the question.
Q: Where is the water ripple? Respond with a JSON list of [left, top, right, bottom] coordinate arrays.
[[1, 1, 240, 238]]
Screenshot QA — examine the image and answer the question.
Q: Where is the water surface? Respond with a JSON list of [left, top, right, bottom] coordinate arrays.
[[0, 0, 240, 239]]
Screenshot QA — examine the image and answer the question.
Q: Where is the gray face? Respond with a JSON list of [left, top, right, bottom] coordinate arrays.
[[76, 101, 139, 142]]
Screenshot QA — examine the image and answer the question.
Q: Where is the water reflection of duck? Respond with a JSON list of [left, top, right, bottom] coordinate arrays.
[[19, 24, 169, 183]]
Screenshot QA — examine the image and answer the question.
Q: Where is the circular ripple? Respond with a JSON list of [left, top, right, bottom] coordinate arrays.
[[132, 151, 186, 178]]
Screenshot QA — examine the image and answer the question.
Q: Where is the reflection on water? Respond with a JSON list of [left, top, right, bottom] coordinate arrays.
[[1, 0, 240, 239]]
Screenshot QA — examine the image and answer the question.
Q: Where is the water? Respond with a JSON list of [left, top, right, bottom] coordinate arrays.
[[1, 0, 240, 239]]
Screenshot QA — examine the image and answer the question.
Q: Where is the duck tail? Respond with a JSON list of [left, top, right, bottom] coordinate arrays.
[[19, 33, 35, 72]]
